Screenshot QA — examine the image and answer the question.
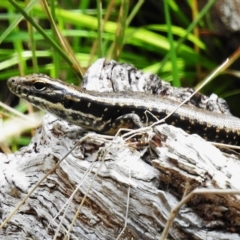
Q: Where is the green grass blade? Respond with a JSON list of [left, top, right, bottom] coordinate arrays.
[[96, 0, 103, 58], [158, 0, 217, 76], [8, 0, 80, 78], [163, 0, 180, 86], [0, 0, 38, 44], [112, 0, 129, 60]]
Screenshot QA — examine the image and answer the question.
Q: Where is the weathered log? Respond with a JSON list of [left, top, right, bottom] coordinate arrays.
[[1, 113, 240, 240]]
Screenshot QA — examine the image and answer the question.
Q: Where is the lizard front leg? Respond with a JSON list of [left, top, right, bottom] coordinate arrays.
[[102, 113, 143, 135]]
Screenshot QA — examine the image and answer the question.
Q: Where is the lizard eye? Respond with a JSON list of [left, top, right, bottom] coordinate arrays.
[[34, 81, 46, 91]]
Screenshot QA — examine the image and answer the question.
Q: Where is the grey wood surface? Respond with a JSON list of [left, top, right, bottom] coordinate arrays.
[[2, 59, 240, 239], [1, 113, 240, 239]]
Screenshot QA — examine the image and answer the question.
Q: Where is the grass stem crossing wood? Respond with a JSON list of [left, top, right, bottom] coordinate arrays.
[[7, 71, 240, 145]]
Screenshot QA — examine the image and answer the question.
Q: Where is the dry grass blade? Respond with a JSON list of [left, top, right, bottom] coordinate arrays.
[[152, 58, 229, 128], [0, 113, 42, 142], [116, 167, 131, 240], [120, 58, 229, 140], [64, 139, 112, 238], [0, 101, 43, 141], [41, 0, 84, 79], [52, 160, 98, 239], [88, 0, 116, 64], [195, 46, 240, 89], [0, 142, 79, 229], [111, 0, 129, 60], [160, 189, 240, 240]]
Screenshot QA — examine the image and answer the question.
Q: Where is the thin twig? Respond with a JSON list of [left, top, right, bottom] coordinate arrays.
[[160, 189, 240, 240]]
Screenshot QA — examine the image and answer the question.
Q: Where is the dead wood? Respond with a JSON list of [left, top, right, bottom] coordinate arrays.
[[1, 113, 240, 240]]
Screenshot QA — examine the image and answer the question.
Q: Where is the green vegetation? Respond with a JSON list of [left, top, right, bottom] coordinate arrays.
[[1, 0, 240, 150]]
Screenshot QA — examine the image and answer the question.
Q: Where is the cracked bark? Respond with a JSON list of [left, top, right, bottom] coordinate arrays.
[[1, 113, 240, 240], [2, 59, 240, 239]]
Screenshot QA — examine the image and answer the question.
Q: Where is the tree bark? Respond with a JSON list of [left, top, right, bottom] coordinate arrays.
[[1, 113, 240, 240]]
